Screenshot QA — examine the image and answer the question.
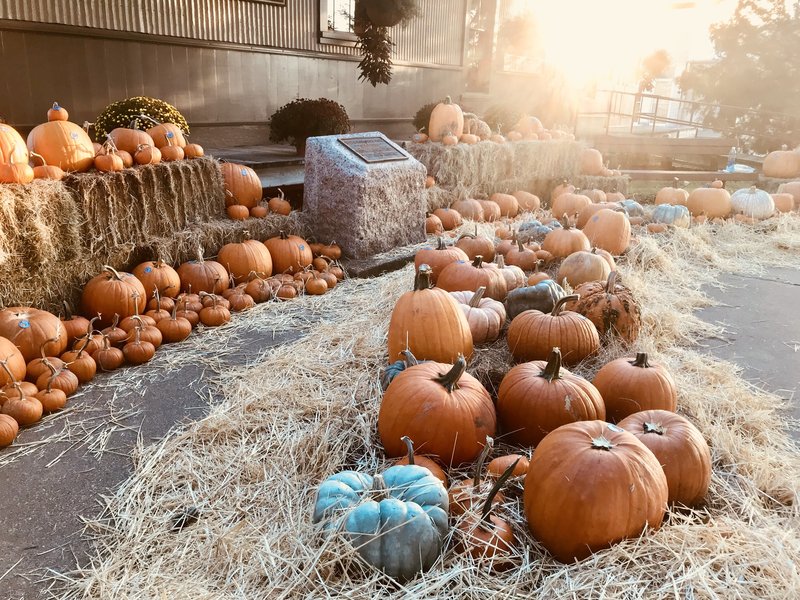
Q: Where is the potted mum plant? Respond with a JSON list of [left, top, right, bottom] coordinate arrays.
[[268, 98, 351, 155]]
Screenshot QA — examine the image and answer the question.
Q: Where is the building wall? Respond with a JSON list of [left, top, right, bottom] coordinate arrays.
[[0, 0, 467, 144]]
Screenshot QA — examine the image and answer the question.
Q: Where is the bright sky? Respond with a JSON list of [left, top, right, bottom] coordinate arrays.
[[521, 0, 739, 87]]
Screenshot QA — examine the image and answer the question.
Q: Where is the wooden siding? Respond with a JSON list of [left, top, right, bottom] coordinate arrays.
[[0, 0, 466, 66], [0, 28, 464, 133]]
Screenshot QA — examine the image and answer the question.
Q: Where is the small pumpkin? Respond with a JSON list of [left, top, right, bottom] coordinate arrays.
[[476, 200, 501, 222], [1, 385, 43, 426], [30, 152, 65, 181], [687, 187, 731, 218], [513, 190, 540, 212], [387, 265, 473, 364], [456, 227, 495, 262], [91, 335, 125, 371], [157, 303, 193, 343], [449, 287, 506, 344], [552, 192, 591, 219], [378, 356, 496, 465], [268, 188, 292, 215], [541, 220, 591, 259], [110, 122, 155, 154], [593, 352, 677, 423], [507, 295, 600, 366], [394, 435, 448, 487], [493, 255, 526, 292], [504, 279, 566, 320], [437, 255, 508, 301], [448, 437, 505, 516], [617, 410, 711, 508], [184, 143, 204, 159], [490, 193, 519, 218], [122, 325, 156, 365], [504, 240, 539, 271], [433, 207, 462, 230], [0, 162, 34, 184], [425, 213, 444, 235], [451, 199, 484, 222], [498, 348, 605, 447], [776, 181, 800, 208], [226, 204, 249, 220], [771, 193, 794, 213], [652, 204, 690, 228], [134, 144, 162, 165], [0, 413, 19, 447], [487, 454, 529, 479], [177, 252, 230, 295], [656, 178, 689, 206], [550, 180, 575, 202], [580, 148, 604, 175], [619, 199, 645, 217], [763, 150, 800, 179], [523, 420, 668, 563]]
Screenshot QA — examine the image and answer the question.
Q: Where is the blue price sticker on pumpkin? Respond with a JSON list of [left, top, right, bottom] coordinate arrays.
[[240, 169, 247, 176], [71, 132, 79, 139], [167, 132, 174, 138], [299, 245, 305, 251], [144, 266, 153, 273], [18, 320, 30, 329]]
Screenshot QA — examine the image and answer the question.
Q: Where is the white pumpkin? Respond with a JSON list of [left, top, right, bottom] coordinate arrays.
[[651, 204, 690, 228], [731, 186, 775, 219]]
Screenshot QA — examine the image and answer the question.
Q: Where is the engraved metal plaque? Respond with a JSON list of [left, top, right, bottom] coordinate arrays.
[[338, 136, 408, 163]]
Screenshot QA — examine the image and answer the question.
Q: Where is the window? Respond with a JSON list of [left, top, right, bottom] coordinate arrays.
[[320, 0, 358, 44]]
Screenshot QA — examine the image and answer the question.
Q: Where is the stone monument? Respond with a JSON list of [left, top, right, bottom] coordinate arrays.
[[303, 132, 427, 259]]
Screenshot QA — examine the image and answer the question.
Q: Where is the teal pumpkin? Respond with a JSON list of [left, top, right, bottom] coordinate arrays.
[[380, 349, 429, 391], [312, 465, 449, 580], [505, 279, 566, 320]]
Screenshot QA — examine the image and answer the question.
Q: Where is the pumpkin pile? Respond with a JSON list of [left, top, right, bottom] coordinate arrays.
[[311, 194, 722, 578], [0, 103, 204, 184], [0, 233, 344, 450]]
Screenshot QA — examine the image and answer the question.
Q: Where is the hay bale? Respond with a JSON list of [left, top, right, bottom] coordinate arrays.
[[0, 180, 85, 309], [64, 157, 225, 259]]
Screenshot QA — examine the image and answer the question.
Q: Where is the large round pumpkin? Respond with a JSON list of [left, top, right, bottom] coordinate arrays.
[[582, 208, 631, 255], [730, 186, 775, 220], [497, 348, 605, 447], [378, 356, 496, 465], [451, 199, 484, 222], [592, 353, 677, 423], [557, 249, 612, 288], [541, 222, 591, 259], [476, 200, 500, 222], [432, 207, 462, 230], [414, 238, 469, 284], [437, 256, 508, 301], [655, 178, 689, 206], [132, 260, 182, 299], [507, 295, 600, 366], [0, 336, 28, 384], [552, 193, 591, 219], [513, 190, 540, 212], [80, 266, 148, 328], [490, 193, 519, 218], [387, 265, 473, 364], [455, 229, 495, 262], [0, 124, 29, 165], [576, 202, 620, 229], [0, 308, 67, 362], [221, 162, 262, 209], [146, 122, 187, 149], [176, 255, 230, 295], [428, 96, 464, 142], [763, 150, 800, 179], [217, 239, 273, 283], [109, 125, 156, 155], [687, 187, 731, 218], [618, 410, 711, 508], [26, 109, 95, 172], [263, 231, 313, 274], [523, 420, 668, 563], [580, 148, 604, 176]]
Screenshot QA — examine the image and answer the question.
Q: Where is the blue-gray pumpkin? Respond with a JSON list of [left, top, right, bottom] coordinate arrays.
[[312, 465, 449, 580], [380, 349, 429, 391], [505, 279, 566, 320], [619, 199, 645, 217], [517, 220, 552, 244]]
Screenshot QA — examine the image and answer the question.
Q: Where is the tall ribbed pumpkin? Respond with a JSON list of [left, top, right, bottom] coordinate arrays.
[[26, 104, 94, 172], [221, 162, 262, 208], [427, 96, 464, 142], [387, 265, 473, 364], [524, 420, 668, 563], [0, 124, 28, 165]]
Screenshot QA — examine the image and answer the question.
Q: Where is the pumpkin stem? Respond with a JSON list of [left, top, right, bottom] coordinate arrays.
[[550, 294, 579, 317], [279, 230, 288, 240], [414, 265, 432, 291], [102, 265, 124, 281], [401, 349, 419, 366], [45, 359, 58, 378], [468, 287, 486, 308], [436, 237, 447, 251], [495, 254, 505, 268], [605, 271, 618, 293], [631, 352, 650, 368], [401, 436, 416, 465], [434, 355, 467, 393], [30, 152, 47, 167], [643, 422, 665, 435], [371, 474, 388, 502], [135, 113, 161, 127], [472, 436, 494, 489], [480, 458, 520, 527], [0, 356, 19, 384], [40, 336, 59, 360], [539, 348, 563, 381], [471, 255, 483, 268], [591, 436, 615, 451], [516, 240, 525, 253], [443, 96, 452, 105], [61, 300, 74, 321]]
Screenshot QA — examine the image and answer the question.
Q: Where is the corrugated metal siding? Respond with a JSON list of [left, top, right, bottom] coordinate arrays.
[[0, 0, 465, 66]]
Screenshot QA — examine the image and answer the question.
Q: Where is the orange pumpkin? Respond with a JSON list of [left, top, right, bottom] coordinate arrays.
[[387, 265, 473, 364], [763, 150, 800, 179], [414, 238, 469, 283], [541, 221, 591, 259], [184, 143, 205, 159], [513, 190, 540, 212], [428, 96, 464, 142], [582, 208, 631, 255], [437, 256, 508, 301], [264, 231, 313, 274], [568, 271, 640, 344], [425, 213, 444, 235], [452, 199, 484, 222], [221, 162, 262, 208], [433, 207, 462, 230], [217, 239, 273, 283], [557, 249, 612, 288], [268, 189, 292, 215], [507, 295, 600, 366], [593, 353, 677, 422], [26, 105, 95, 172], [132, 260, 181, 299], [0, 162, 34, 184], [0, 124, 29, 165], [378, 356, 495, 465], [476, 200, 501, 222], [687, 187, 731, 218], [771, 193, 794, 213], [145, 121, 187, 148], [0, 308, 68, 363], [110, 125, 155, 155], [80, 266, 147, 329], [176, 254, 230, 295], [552, 192, 591, 219], [656, 178, 689, 206], [490, 193, 519, 218], [580, 148, 604, 176]]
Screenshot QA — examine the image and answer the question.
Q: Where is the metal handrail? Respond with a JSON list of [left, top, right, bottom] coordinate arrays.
[[575, 89, 799, 147]]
